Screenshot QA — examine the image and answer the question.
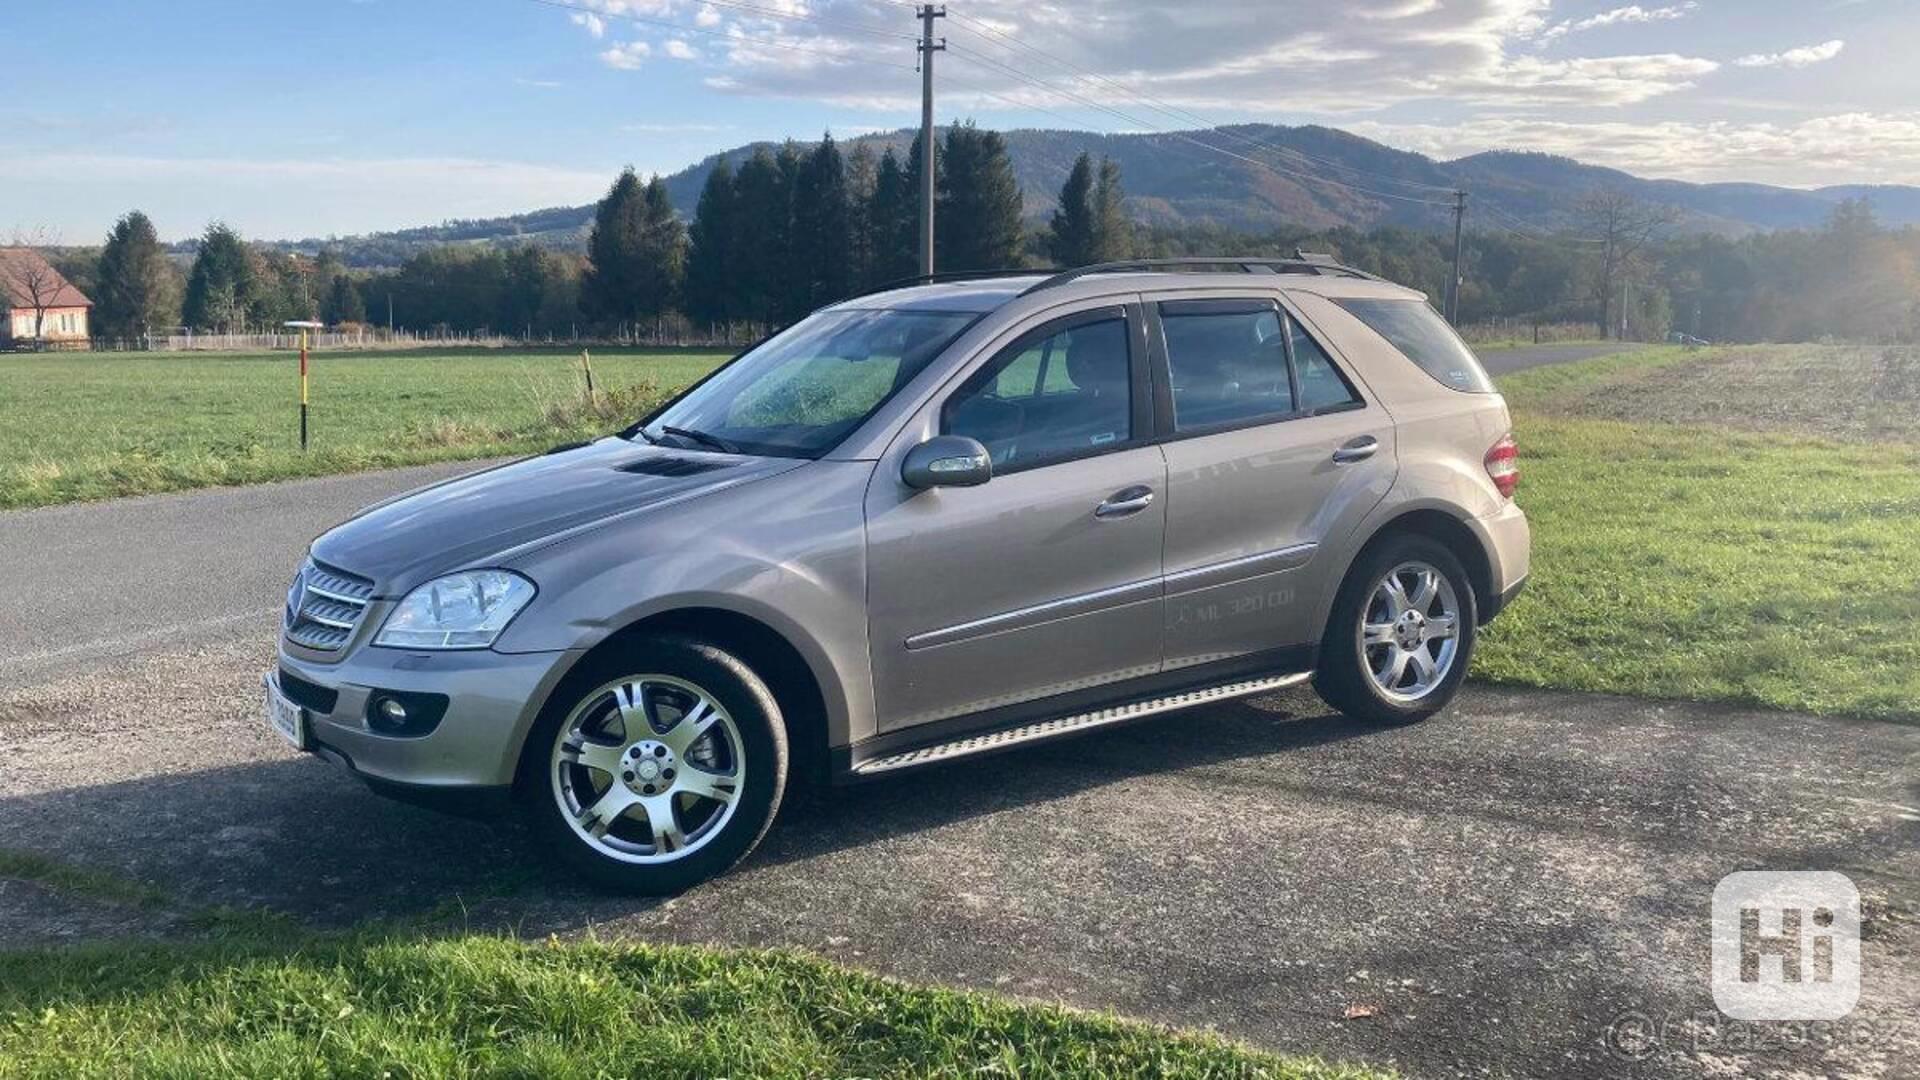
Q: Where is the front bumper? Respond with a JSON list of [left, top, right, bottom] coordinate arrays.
[[275, 642, 586, 792]]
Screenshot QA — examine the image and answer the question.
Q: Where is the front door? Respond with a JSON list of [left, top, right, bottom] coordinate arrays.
[[864, 304, 1166, 732], [1148, 295, 1397, 673]]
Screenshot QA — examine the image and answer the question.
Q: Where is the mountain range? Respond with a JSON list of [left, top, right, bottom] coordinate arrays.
[[268, 124, 1920, 266]]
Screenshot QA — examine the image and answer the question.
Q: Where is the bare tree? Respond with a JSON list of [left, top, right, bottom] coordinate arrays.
[[3, 228, 67, 347], [1575, 191, 1678, 339]]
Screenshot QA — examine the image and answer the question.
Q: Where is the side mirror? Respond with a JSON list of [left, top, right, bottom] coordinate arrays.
[[902, 435, 993, 490]]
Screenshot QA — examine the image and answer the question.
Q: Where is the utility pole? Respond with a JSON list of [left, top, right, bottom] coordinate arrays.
[[916, 4, 945, 278], [1446, 189, 1467, 325]]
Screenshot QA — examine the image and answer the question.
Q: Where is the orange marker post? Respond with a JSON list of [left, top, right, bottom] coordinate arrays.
[[285, 321, 323, 451]]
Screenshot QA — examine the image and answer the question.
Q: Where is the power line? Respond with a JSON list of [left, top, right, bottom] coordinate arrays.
[[692, 0, 918, 42]]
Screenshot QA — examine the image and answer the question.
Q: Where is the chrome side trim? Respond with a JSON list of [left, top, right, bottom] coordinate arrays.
[[853, 670, 1312, 774], [904, 577, 1161, 651], [1163, 542, 1317, 596]]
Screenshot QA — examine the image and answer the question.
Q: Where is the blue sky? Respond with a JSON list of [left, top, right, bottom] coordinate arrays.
[[2, 0, 1914, 242]]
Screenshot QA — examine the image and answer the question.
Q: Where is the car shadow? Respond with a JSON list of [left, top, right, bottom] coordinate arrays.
[[0, 689, 1385, 932]]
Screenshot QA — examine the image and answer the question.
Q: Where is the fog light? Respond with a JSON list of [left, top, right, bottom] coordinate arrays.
[[378, 698, 409, 723]]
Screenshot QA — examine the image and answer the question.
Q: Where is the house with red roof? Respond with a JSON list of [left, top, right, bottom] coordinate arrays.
[[0, 248, 92, 349]]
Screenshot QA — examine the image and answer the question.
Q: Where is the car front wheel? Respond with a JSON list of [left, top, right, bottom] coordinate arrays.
[[1314, 535, 1478, 724], [524, 636, 787, 893]]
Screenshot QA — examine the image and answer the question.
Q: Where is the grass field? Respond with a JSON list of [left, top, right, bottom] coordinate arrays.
[[1479, 344, 1920, 721], [0, 348, 728, 509], [0, 932, 1384, 1079]]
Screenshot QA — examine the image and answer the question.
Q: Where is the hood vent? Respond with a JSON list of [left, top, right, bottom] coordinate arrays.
[[616, 456, 735, 478]]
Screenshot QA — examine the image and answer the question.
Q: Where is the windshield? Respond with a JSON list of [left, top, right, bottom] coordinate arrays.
[[642, 308, 977, 458]]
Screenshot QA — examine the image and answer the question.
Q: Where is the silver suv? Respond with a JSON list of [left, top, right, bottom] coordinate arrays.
[[267, 258, 1530, 892]]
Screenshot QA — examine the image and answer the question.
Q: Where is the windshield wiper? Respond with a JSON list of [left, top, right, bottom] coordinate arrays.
[[657, 424, 742, 455]]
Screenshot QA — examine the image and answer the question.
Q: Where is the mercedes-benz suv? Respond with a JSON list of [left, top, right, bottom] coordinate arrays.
[[267, 258, 1530, 893]]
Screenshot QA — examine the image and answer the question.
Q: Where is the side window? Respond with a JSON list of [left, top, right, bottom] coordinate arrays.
[[1289, 318, 1361, 411], [1161, 303, 1293, 431], [943, 316, 1131, 470]]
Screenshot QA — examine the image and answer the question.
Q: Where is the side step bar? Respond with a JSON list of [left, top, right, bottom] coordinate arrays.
[[850, 670, 1312, 776]]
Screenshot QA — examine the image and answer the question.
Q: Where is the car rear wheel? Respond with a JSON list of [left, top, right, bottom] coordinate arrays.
[[1314, 535, 1478, 724], [524, 636, 787, 893]]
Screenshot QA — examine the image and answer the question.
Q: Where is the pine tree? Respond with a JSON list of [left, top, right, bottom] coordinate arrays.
[[1047, 153, 1097, 268], [325, 272, 366, 325], [1092, 156, 1134, 262], [936, 122, 1023, 272], [793, 132, 853, 308], [581, 168, 649, 326], [845, 142, 878, 291], [685, 159, 740, 324], [772, 142, 807, 320], [732, 149, 788, 324], [868, 147, 918, 284], [182, 223, 256, 331], [636, 175, 687, 318], [93, 210, 176, 338]]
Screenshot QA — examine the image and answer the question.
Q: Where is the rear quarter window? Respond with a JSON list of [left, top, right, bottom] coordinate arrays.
[[1334, 298, 1494, 394]]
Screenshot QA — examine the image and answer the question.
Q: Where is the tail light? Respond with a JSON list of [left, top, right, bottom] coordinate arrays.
[[1485, 433, 1519, 499]]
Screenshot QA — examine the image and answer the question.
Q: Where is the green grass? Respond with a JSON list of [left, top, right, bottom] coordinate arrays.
[[1478, 345, 1920, 721], [0, 348, 727, 509], [0, 934, 1385, 1079]]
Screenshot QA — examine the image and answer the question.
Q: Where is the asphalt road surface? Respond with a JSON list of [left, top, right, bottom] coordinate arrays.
[[3, 340, 1914, 1079]]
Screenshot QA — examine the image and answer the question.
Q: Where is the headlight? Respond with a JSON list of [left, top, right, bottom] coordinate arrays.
[[374, 570, 536, 649]]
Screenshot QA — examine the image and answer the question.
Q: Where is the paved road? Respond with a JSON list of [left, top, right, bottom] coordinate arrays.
[[3, 339, 1914, 1078]]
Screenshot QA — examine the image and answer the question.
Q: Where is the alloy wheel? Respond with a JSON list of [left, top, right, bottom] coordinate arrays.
[[1358, 560, 1462, 703], [550, 674, 745, 864]]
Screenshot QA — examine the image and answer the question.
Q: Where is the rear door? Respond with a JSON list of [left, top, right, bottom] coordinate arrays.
[[863, 303, 1167, 732], [1148, 293, 1396, 673]]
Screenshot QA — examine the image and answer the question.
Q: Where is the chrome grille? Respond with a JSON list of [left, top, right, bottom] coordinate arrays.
[[286, 560, 375, 651]]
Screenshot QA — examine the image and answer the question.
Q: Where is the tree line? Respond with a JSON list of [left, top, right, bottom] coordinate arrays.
[[47, 126, 1920, 346]]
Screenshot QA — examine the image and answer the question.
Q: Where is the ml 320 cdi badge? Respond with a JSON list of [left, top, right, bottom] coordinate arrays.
[[267, 257, 1530, 893]]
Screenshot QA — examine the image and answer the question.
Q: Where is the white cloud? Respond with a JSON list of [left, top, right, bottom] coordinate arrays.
[[1537, 3, 1697, 42], [1733, 39, 1846, 68], [695, 4, 722, 28], [570, 11, 605, 38], [1347, 111, 1920, 186], [514, 77, 563, 88], [599, 40, 652, 70], [664, 38, 700, 60]]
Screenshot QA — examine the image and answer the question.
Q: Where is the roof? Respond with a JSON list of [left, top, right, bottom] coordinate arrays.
[[835, 262, 1422, 315], [0, 248, 92, 310]]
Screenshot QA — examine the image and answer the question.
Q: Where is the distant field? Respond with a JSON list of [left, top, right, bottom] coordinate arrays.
[[0, 348, 728, 509], [1481, 344, 1920, 721]]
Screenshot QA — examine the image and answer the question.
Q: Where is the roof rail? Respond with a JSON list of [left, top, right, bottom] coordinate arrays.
[[1018, 256, 1380, 296], [841, 267, 1047, 304]]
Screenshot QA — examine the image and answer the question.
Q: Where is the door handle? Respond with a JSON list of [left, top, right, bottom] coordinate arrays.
[[1095, 486, 1155, 519], [1331, 436, 1379, 464]]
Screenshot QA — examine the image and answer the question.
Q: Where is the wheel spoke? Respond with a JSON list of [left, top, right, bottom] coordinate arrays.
[[1408, 646, 1438, 685], [660, 697, 722, 756], [1426, 613, 1459, 640], [1379, 575, 1410, 617], [1362, 621, 1396, 645], [1409, 570, 1439, 613], [612, 683, 648, 739], [641, 796, 686, 853], [675, 765, 738, 805], [577, 786, 636, 838], [1375, 646, 1409, 690], [560, 738, 626, 776]]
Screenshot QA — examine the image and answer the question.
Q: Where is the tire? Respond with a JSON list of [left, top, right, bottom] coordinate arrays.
[[1313, 535, 1479, 724], [521, 635, 788, 894]]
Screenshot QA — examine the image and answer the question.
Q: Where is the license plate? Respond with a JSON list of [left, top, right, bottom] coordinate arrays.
[[264, 673, 308, 751]]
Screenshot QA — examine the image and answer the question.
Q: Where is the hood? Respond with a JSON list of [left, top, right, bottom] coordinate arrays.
[[310, 438, 804, 592]]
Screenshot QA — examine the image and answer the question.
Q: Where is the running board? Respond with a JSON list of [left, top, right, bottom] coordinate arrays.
[[850, 670, 1312, 776]]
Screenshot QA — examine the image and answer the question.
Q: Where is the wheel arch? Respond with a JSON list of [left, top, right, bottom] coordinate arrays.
[[513, 605, 836, 793], [1315, 505, 1496, 640]]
